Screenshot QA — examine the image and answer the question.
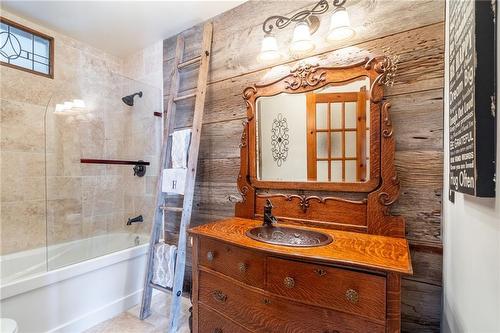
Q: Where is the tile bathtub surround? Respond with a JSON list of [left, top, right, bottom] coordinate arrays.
[[0, 10, 162, 256]]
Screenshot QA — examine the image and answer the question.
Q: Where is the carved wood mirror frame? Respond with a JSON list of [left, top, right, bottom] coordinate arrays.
[[248, 61, 381, 192], [236, 57, 405, 238]]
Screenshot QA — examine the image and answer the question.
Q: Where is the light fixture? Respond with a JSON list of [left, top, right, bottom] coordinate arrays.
[[290, 22, 315, 55], [258, 0, 354, 62], [72, 99, 86, 108], [54, 99, 86, 112], [327, 6, 355, 41], [258, 34, 281, 62]]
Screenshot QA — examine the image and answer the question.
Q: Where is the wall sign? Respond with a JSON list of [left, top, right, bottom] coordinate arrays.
[[448, 0, 496, 197]]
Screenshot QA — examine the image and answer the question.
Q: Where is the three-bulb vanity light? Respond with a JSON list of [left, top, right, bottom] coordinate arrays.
[[54, 99, 86, 112], [259, 0, 355, 62]]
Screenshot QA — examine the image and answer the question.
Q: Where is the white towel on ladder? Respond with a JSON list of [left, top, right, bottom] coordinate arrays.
[[171, 129, 191, 169], [151, 242, 177, 289]]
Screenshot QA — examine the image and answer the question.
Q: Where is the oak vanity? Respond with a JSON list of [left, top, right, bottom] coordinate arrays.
[[189, 57, 413, 333]]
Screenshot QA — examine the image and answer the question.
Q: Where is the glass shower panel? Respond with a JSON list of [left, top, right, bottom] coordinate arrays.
[[0, 89, 52, 284], [45, 74, 161, 270]]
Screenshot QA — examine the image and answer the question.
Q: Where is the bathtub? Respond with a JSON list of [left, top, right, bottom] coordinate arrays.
[[0, 233, 150, 333]]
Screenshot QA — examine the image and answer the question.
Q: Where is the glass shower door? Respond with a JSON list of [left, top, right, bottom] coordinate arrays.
[[45, 74, 161, 270]]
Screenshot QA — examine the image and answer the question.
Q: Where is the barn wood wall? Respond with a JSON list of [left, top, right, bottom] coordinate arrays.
[[163, 1, 444, 331]]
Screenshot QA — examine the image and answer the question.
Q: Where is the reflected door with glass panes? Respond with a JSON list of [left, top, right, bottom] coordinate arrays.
[[306, 87, 369, 182]]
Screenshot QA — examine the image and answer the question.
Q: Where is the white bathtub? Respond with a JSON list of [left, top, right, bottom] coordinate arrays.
[[0, 233, 150, 333]]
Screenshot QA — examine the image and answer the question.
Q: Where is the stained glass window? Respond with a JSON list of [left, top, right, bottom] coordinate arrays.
[[0, 17, 53, 78]]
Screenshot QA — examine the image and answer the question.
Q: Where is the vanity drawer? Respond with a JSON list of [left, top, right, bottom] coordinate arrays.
[[198, 269, 384, 333], [198, 236, 265, 288], [198, 304, 251, 333], [266, 257, 386, 321]]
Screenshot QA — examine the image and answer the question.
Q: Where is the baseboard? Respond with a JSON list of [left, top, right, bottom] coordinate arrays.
[[48, 289, 143, 333]]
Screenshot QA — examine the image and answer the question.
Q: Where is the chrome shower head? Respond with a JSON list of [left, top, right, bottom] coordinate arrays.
[[122, 91, 143, 106]]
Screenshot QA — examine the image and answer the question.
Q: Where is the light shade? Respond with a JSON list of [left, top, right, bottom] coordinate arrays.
[[290, 22, 315, 54], [327, 7, 355, 41], [72, 99, 86, 108], [258, 34, 281, 62]]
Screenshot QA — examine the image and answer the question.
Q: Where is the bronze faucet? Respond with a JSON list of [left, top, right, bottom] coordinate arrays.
[[263, 199, 278, 227]]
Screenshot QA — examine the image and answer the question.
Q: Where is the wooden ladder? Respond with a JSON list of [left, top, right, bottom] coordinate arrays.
[[139, 21, 213, 333]]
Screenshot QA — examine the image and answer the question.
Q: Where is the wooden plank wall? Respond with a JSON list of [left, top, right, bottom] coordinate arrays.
[[162, 1, 444, 331]]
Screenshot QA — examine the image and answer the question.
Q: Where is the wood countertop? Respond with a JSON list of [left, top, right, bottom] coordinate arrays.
[[189, 218, 413, 275]]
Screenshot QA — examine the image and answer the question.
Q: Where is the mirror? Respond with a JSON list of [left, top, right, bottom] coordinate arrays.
[[256, 77, 370, 183]]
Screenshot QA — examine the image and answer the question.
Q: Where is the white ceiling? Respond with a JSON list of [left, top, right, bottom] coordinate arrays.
[[1, 1, 245, 56]]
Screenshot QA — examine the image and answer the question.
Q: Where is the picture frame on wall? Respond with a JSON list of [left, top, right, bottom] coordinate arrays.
[[448, 0, 497, 198]]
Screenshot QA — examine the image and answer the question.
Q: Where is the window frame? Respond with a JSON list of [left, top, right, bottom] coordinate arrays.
[[0, 16, 54, 79], [306, 88, 368, 182]]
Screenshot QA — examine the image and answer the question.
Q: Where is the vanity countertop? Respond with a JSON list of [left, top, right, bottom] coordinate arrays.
[[189, 217, 413, 275]]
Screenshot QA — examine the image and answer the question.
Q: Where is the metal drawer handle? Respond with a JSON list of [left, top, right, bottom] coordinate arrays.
[[212, 290, 227, 303], [238, 262, 248, 273], [284, 276, 295, 289], [207, 251, 215, 262], [263, 298, 271, 305], [345, 288, 359, 304], [213, 329, 223, 333], [314, 268, 327, 276]]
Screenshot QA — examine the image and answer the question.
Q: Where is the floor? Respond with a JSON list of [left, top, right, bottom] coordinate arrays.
[[85, 293, 191, 333]]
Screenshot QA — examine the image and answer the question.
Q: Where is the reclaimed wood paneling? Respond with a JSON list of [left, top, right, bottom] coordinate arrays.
[[163, 1, 444, 331], [402, 279, 442, 333]]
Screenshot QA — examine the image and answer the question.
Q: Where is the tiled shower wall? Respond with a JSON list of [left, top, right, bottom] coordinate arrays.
[[0, 10, 163, 255]]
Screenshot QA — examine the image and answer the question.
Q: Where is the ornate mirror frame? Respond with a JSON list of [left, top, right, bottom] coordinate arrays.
[[236, 57, 405, 238]]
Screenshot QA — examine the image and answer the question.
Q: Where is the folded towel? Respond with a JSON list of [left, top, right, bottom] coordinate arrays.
[[162, 168, 187, 194], [171, 129, 191, 169], [151, 242, 177, 289]]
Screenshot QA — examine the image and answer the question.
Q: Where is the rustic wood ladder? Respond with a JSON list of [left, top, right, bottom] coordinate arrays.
[[139, 21, 213, 333]]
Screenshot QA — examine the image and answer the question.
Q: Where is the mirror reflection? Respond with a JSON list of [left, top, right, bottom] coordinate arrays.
[[256, 78, 370, 183]]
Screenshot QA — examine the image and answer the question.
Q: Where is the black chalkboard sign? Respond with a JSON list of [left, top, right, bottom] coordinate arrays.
[[449, 0, 496, 197]]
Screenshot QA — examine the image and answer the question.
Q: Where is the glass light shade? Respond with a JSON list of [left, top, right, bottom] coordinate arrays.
[[63, 101, 74, 110], [258, 35, 280, 62], [55, 104, 65, 112], [72, 99, 86, 108], [290, 22, 315, 54], [327, 7, 355, 41]]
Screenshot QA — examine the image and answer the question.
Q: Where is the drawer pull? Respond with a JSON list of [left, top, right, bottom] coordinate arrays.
[[213, 329, 223, 333], [238, 262, 248, 273], [314, 268, 327, 276], [212, 290, 227, 303], [345, 288, 359, 304], [283, 276, 295, 289], [263, 298, 271, 305], [206, 251, 215, 262]]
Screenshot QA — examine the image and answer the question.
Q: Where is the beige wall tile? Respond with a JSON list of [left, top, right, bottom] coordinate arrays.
[[0, 200, 46, 255], [47, 198, 83, 244], [1, 9, 162, 256]]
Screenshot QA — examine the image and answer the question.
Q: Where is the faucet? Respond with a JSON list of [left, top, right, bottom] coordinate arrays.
[[263, 199, 278, 227], [127, 215, 143, 225]]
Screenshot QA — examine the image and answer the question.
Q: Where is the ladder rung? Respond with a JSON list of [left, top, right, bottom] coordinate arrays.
[[173, 93, 196, 102], [149, 282, 172, 293], [160, 206, 184, 212], [177, 56, 201, 69]]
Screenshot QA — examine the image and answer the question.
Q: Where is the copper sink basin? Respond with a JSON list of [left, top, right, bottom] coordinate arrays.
[[246, 226, 333, 247]]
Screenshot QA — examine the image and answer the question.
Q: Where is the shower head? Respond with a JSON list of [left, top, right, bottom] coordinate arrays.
[[122, 91, 143, 106]]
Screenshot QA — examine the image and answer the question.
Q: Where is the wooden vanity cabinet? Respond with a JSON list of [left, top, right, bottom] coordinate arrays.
[[189, 218, 412, 333], [189, 58, 413, 332]]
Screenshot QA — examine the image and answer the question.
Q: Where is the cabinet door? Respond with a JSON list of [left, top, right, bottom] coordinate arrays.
[[198, 270, 385, 333], [266, 257, 386, 321], [198, 237, 265, 288]]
